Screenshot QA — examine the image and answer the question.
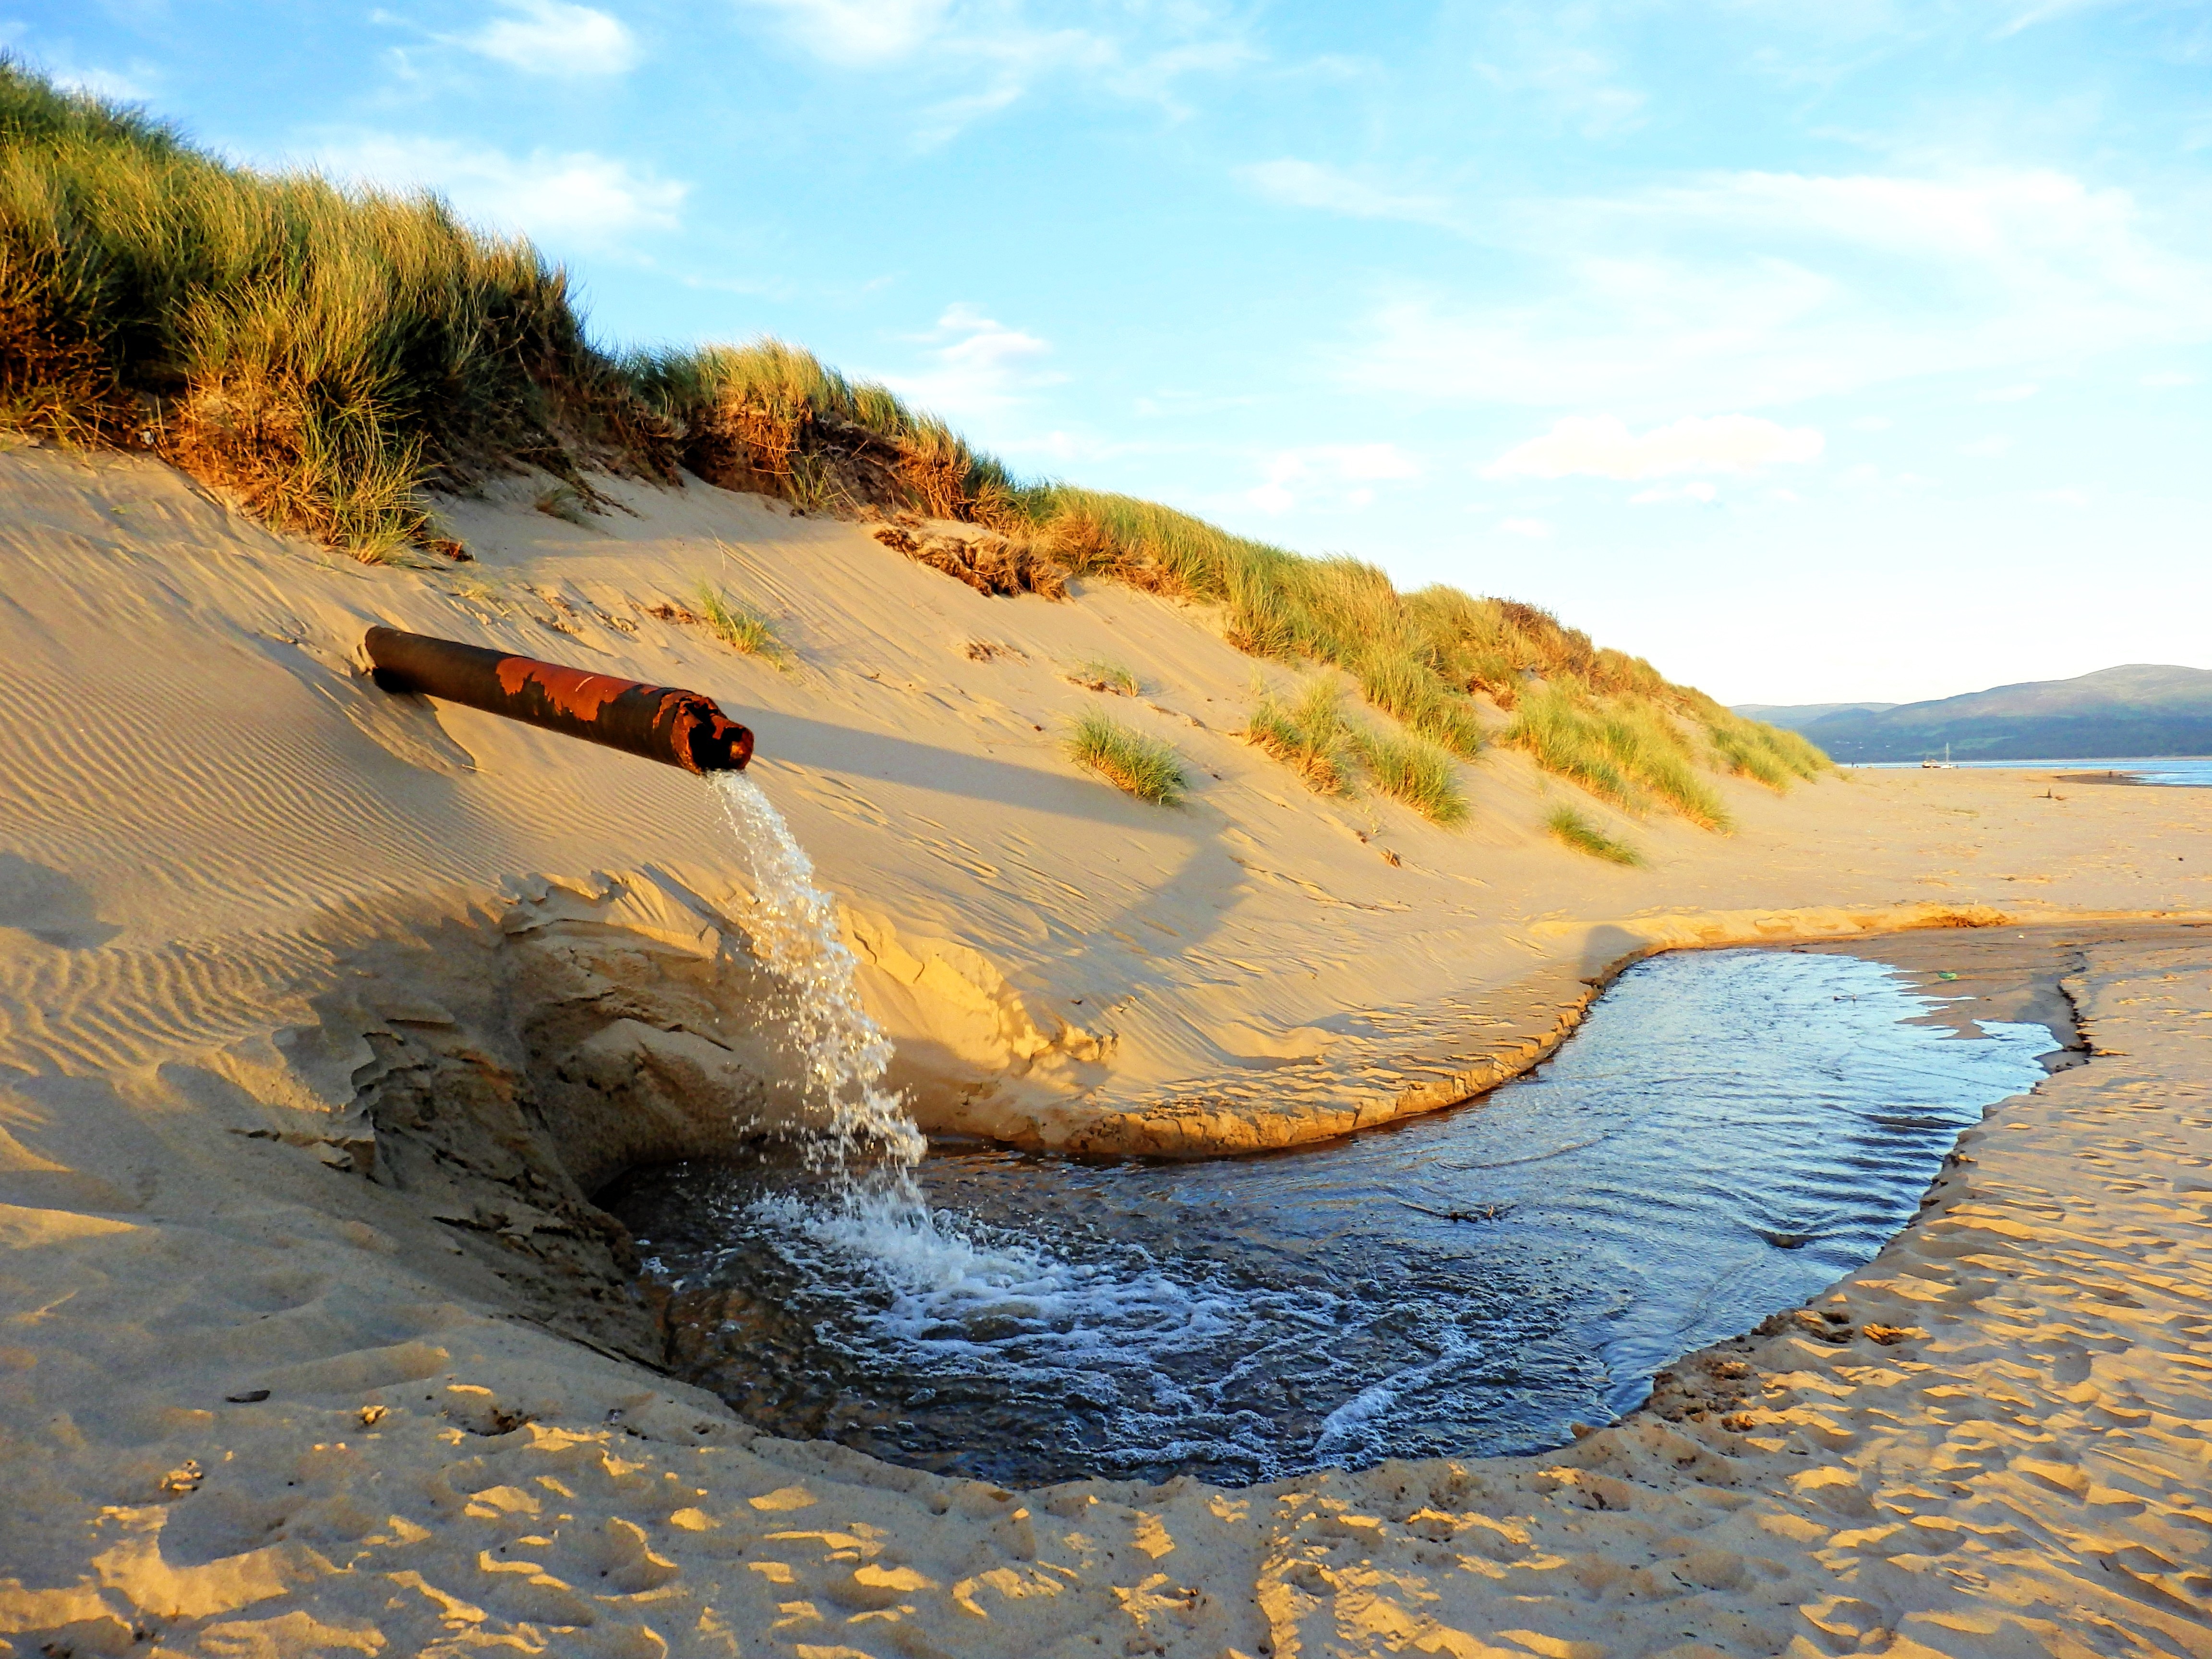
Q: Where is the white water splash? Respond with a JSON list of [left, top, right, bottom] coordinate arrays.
[[713, 770, 925, 1167]]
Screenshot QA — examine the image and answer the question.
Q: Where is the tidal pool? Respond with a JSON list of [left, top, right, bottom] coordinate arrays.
[[605, 947, 2060, 1488]]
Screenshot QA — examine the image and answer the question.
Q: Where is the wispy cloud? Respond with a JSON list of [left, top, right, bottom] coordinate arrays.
[[1497, 517, 1554, 540], [313, 135, 687, 246], [1237, 159, 1456, 228], [20, 48, 159, 101], [1992, 0, 2133, 39], [1483, 414, 1824, 481], [731, 0, 1251, 137], [878, 303, 1062, 417], [1469, 9, 1647, 139], [1246, 443, 1419, 512], [1977, 382, 2040, 402], [444, 0, 643, 75], [740, 0, 954, 67], [1345, 165, 2212, 410]]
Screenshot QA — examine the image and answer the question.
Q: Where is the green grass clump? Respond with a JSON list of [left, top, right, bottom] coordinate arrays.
[[1704, 709, 1829, 790], [626, 337, 1017, 519], [1067, 711, 1188, 805], [1546, 805, 1645, 866], [1505, 686, 1733, 830], [1353, 724, 1468, 827], [1, 57, 1827, 821], [1070, 658, 1138, 696], [0, 59, 625, 559], [536, 482, 592, 525], [1244, 676, 1358, 794], [694, 583, 785, 663]]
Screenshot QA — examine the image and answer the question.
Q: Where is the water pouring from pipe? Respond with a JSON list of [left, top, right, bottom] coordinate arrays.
[[710, 769, 924, 1172]]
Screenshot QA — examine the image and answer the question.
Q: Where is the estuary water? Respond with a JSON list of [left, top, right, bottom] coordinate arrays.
[[1862, 756, 2212, 786], [608, 946, 2059, 1488]]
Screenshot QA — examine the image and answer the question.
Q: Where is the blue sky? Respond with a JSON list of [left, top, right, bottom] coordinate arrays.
[[14, 0, 2212, 705]]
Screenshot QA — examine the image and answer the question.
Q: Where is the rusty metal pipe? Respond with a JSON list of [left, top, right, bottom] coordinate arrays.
[[363, 626, 753, 773]]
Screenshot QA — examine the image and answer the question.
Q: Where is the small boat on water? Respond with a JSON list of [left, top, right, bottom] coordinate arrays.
[[1922, 743, 1956, 769]]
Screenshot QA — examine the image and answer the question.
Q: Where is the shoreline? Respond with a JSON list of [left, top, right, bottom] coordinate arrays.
[[1061, 902, 2207, 1158], [6, 447, 2212, 1656]]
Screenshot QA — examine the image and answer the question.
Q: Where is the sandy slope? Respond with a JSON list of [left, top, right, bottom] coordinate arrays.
[[2, 443, 2209, 1657]]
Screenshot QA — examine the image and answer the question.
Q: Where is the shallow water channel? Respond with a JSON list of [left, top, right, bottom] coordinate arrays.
[[605, 947, 2061, 1488]]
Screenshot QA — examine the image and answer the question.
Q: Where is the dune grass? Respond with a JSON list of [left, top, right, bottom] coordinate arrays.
[[0, 61, 632, 560], [1244, 676, 1359, 795], [1069, 658, 1139, 696], [694, 583, 785, 664], [1504, 686, 1733, 830], [1705, 709, 1829, 789], [1352, 725, 1469, 827], [1067, 711, 1188, 805], [0, 57, 1827, 824], [1545, 805, 1645, 866], [536, 482, 592, 526]]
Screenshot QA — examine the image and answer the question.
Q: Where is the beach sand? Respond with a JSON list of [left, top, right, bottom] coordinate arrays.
[[2, 443, 2208, 1656]]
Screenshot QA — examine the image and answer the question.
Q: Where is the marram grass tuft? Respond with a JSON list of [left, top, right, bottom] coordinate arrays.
[[1067, 711, 1189, 805], [1545, 805, 1645, 866], [694, 584, 786, 665]]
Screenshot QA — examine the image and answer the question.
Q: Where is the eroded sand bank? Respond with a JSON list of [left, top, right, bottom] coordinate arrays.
[[3, 444, 2210, 1656]]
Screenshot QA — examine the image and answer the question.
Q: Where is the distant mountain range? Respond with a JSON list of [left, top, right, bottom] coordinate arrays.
[[1736, 664, 2212, 763]]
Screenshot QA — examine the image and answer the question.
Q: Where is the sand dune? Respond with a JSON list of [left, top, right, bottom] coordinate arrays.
[[2, 443, 2209, 1656]]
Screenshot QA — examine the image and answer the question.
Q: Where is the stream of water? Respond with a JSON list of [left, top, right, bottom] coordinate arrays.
[[638, 779, 2062, 1488]]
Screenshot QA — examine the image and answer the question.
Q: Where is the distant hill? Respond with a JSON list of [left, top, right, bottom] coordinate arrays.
[[1734, 701, 1899, 731], [1737, 665, 2212, 762]]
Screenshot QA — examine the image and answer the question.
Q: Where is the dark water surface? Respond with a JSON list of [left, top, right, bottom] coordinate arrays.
[[605, 948, 2058, 1488]]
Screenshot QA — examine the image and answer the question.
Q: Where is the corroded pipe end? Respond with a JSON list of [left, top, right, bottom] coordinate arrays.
[[364, 625, 754, 774], [678, 702, 755, 773]]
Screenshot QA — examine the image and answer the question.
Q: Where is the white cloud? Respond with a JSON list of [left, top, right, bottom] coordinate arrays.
[[36, 56, 158, 100], [741, 0, 953, 64], [878, 303, 1061, 417], [1498, 517, 1554, 539], [447, 0, 643, 75], [1345, 166, 2212, 410], [1849, 414, 1894, 431], [1977, 382, 2039, 402], [1238, 160, 1455, 228], [1993, 0, 2129, 38], [1471, 21, 1646, 139], [314, 136, 686, 246], [1959, 433, 2014, 457], [729, 1, 1250, 138], [2141, 369, 2201, 386], [1245, 443, 1419, 513], [1483, 413, 1824, 481], [2027, 487, 2089, 506]]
